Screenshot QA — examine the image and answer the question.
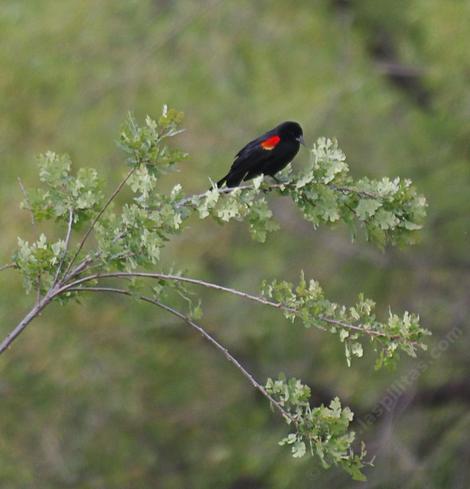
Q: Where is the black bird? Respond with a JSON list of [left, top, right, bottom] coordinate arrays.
[[216, 121, 304, 188]]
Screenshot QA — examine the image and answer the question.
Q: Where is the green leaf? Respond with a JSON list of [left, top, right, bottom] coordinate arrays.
[[292, 440, 306, 458], [351, 342, 363, 358], [355, 199, 381, 220]]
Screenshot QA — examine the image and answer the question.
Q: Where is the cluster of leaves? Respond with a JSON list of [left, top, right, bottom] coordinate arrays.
[[95, 108, 190, 270], [26, 151, 104, 225], [192, 179, 280, 242], [14, 234, 65, 294], [185, 138, 427, 247], [95, 182, 186, 270], [14, 152, 106, 294], [262, 272, 430, 369], [282, 137, 427, 247], [118, 105, 187, 174], [266, 375, 370, 481]]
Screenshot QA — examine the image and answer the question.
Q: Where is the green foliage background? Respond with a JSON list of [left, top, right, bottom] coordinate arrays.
[[0, 1, 468, 487]]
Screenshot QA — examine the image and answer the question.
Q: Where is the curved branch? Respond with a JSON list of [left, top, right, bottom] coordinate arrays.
[[58, 271, 406, 341], [176, 179, 379, 208], [67, 285, 296, 424], [0, 292, 54, 355], [0, 263, 16, 273]]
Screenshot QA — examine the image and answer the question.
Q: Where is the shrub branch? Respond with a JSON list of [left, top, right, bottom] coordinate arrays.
[[0, 108, 429, 479], [59, 271, 415, 343]]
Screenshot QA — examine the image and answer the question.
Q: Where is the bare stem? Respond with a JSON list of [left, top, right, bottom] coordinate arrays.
[[176, 179, 379, 208], [35, 275, 41, 306], [53, 208, 74, 286], [67, 285, 296, 423], [17, 177, 36, 227], [63, 229, 129, 283], [59, 271, 404, 341], [0, 292, 55, 355], [0, 263, 16, 273], [63, 167, 136, 278]]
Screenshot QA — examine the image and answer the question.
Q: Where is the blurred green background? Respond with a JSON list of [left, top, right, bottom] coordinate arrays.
[[0, 1, 469, 487]]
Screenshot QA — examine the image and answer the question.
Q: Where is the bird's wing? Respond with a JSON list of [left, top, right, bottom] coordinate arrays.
[[228, 132, 281, 175]]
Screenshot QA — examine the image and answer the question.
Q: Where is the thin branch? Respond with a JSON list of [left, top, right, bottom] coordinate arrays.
[[67, 285, 296, 423], [59, 271, 406, 341], [0, 263, 16, 273], [63, 229, 130, 283], [329, 184, 378, 200], [35, 276, 41, 306], [147, 299, 295, 423], [17, 177, 36, 227], [175, 182, 267, 207], [0, 292, 55, 355], [53, 208, 74, 286], [60, 271, 282, 306], [176, 179, 379, 209], [60, 258, 93, 287], [63, 167, 136, 278]]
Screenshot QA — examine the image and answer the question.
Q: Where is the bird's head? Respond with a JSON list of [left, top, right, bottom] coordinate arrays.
[[277, 121, 305, 146]]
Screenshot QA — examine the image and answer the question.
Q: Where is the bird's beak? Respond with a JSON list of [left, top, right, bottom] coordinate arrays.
[[297, 135, 305, 146]]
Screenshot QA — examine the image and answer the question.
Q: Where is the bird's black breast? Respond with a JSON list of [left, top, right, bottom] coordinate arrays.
[[260, 139, 300, 176]]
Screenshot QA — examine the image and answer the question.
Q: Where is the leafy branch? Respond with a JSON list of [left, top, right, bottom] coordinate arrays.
[[61, 166, 136, 279], [0, 105, 430, 479], [266, 376, 371, 480], [61, 284, 369, 480], [57, 270, 429, 368]]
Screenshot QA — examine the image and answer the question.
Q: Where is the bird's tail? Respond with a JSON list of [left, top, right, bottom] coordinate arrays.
[[209, 172, 244, 191]]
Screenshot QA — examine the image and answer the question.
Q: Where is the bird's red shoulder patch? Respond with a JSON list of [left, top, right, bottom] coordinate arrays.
[[260, 135, 281, 150]]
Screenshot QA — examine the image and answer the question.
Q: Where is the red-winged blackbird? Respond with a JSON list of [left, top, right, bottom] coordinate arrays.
[[216, 121, 304, 188]]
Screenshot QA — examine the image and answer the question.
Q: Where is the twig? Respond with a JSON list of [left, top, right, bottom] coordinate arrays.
[[63, 167, 136, 278], [61, 229, 130, 285], [0, 263, 16, 273], [63, 256, 94, 283], [66, 285, 296, 423], [176, 179, 379, 209], [53, 208, 74, 286], [59, 271, 283, 305], [0, 292, 55, 355], [35, 276, 41, 306], [59, 271, 407, 341], [175, 182, 270, 207], [329, 184, 378, 200], [17, 177, 36, 227]]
